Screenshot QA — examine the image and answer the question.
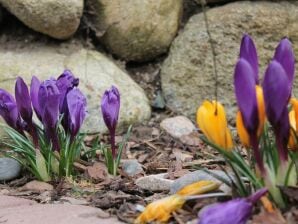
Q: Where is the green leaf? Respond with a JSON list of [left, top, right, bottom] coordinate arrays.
[[36, 150, 51, 182]]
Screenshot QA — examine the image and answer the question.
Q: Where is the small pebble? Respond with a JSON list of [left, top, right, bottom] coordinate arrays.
[[136, 173, 173, 192], [122, 159, 144, 177], [0, 157, 21, 181], [160, 116, 196, 139]]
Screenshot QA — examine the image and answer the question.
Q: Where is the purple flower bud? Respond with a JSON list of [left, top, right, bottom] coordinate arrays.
[[66, 88, 87, 139], [101, 86, 120, 158], [198, 188, 267, 224], [38, 79, 61, 151], [56, 70, 79, 112], [263, 60, 291, 162], [16, 77, 39, 147], [15, 77, 33, 124], [30, 76, 42, 121], [0, 89, 23, 133]]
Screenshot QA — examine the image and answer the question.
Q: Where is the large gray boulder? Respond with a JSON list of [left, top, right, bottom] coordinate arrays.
[[87, 0, 183, 62], [161, 1, 298, 119], [0, 41, 151, 133], [0, 0, 83, 39]]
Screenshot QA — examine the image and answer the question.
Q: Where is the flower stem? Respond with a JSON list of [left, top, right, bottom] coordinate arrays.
[[250, 134, 265, 176]]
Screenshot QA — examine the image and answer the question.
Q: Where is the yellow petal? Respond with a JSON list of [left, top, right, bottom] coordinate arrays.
[[197, 100, 233, 150], [260, 196, 275, 213], [176, 180, 219, 196], [135, 195, 185, 224], [288, 110, 297, 150], [236, 111, 250, 148], [256, 85, 266, 137], [236, 86, 265, 148], [290, 98, 298, 132]]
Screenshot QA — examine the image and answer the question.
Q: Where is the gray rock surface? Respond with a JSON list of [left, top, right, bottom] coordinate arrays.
[[122, 159, 144, 177], [160, 116, 196, 139], [161, 1, 298, 119], [136, 173, 173, 192], [170, 170, 232, 194], [0, 41, 151, 134], [0, 0, 83, 39], [0, 157, 21, 181], [0, 195, 123, 224], [87, 0, 183, 61]]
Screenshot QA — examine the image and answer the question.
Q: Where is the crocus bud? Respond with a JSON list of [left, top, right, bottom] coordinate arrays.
[[196, 101, 233, 150], [101, 86, 120, 158], [30, 76, 42, 121], [39, 79, 61, 150], [263, 60, 291, 162], [198, 188, 268, 224], [56, 70, 79, 112], [15, 77, 39, 147], [66, 88, 87, 139], [0, 89, 23, 133], [15, 77, 33, 124]]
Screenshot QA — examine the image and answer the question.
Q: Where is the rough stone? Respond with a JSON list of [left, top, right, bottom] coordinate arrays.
[[136, 173, 173, 192], [0, 195, 123, 224], [170, 170, 232, 194], [0, 0, 83, 39], [87, 0, 183, 61], [161, 1, 298, 119], [0, 157, 21, 181], [122, 159, 144, 177], [0, 41, 151, 134], [160, 116, 196, 139]]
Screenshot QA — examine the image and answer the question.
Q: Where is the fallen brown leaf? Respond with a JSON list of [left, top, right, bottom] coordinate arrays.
[[252, 209, 286, 224], [85, 162, 110, 183]]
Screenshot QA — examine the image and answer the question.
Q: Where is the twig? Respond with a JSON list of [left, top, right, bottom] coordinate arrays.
[[200, 0, 219, 114]]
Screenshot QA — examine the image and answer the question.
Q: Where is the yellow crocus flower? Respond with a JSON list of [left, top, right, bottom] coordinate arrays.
[[196, 100, 233, 150]]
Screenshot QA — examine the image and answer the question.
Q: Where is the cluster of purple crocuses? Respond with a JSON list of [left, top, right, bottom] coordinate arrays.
[[0, 70, 87, 151], [234, 34, 295, 175]]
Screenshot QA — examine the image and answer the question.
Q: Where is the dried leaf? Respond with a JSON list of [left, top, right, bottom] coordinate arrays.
[[177, 181, 219, 196], [279, 185, 298, 202], [85, 162, 109, 183], [135, 195, 185, 224], [252, 209, 286, 224]]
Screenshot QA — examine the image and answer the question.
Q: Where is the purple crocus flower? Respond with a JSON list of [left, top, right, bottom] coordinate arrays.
[[15, 77, 38, 146], [234, 34, 265, 174], [38, 78, 61, 151], [263, 60, 291, 162], [66, 88, 87, 139], [198, 188, 268, 224], [30, 76, 42, 121], [101, 86, 120, 159], [56, 69, 79, 112], [0, 89, 23, 133]]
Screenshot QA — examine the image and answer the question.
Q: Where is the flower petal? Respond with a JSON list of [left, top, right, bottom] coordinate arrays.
[[234, 58, 259, 133], [263, 60, 291, 126], [273, 38, 295, 86], [30, 76, 42, 120], [135, 195, 185, 224], [15, 77, 33, 123], [239, 34, 259, 83], [177, 181, 219, 196]]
